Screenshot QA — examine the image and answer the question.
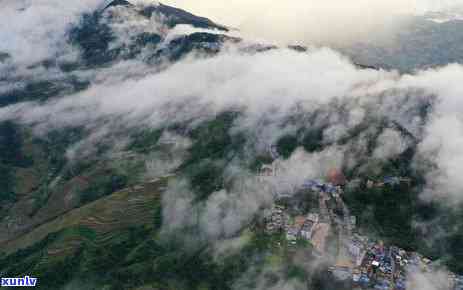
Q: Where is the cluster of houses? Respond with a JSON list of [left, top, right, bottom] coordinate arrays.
[[264, 205, 288, 234], [346, 234, 368, 267], [366, 177, 412, 189], [331, 234, 463, 290], [301, 179, 344, 197], [261, 166, 349, 252], [258, 164, 278, 178], [258, 146, 462, 290], [264, 205, 320, 246], [286, 213, 320, 245]]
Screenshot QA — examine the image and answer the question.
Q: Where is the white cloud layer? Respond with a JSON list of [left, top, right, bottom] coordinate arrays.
[[3, 0, 461, 70], [3, 44, 463, 204], [0, 0, 103, 66]]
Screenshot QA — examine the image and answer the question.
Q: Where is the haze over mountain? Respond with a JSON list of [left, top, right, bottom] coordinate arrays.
[[1, 1, 463, 290], [163, 0, 463, 43]]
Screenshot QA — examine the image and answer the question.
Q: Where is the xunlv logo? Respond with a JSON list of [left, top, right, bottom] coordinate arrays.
[[1, 276, 38, 287]]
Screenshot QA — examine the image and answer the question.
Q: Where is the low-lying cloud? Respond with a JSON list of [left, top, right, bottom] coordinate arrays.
[[0, 0, 103, 67], [3, 42, 463, 205]]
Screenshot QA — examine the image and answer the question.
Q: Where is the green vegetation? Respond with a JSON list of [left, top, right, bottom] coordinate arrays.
[[345, 183, 418, 249], [295, 237, 311, 248], [250, 155, 274, 173], [276, 135, 298, 159], [180, 112, 245, 200], [0, 180, 306, 290], [0, 121, 32, 167], [0, 225, 262, 290], [80, 173, 128, 204], [4, 101, 463, 289], [152, 200, 163, 231], [0, 52, 9, 62], [187, 112, 243, 162], [185, 160, 225, 201], [0, 79, 89, 108], [448, 228, 463, 273], [301, 128, 324, 153], [0, 179, 167, 289], [285, 264, 307, 281], [127, 128, 163, 153], [38, 127, 85, 177], [343, 145, 463, 273], [0, 121, 32, 202], [0, 163, 16, 202], [69, 12, 117, 67]]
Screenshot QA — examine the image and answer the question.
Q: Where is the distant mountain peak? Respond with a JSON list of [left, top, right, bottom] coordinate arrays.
[[101, 0, 133, 11], [424, 10, 463, 23], [100, 0, 227, 31]]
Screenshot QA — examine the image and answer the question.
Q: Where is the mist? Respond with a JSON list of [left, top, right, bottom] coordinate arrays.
[[0, 0, 103, 67], [3, 42, 463, 205], [162, 0, 460, 45]]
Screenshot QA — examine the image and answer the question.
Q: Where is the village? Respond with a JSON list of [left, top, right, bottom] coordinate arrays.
[[258, 145, 463, 290]]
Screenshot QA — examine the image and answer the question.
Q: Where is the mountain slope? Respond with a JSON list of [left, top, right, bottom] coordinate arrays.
[[2, 2, 463, 290], [337, 15, 463, 71]]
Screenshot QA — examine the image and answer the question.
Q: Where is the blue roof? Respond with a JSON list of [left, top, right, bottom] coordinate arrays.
[[359, 275, 370, 283], [269, 145, 280, 159], [384, 176, 400, 184], [301, 180, 323, 190], [325, 185, 338, 193]]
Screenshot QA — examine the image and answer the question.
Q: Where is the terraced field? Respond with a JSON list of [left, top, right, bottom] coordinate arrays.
[[0, 176, 171, 289], [1, 176, 167, 256]]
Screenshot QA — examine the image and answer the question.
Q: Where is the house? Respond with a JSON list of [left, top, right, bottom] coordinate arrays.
[[259, 164, 276, 177], [264, 205, 287, 234], [294, 216, 306, 229], [359, 274, 370, 285], [300, 220, 315, 240], [269, 144, 280, 159], [158, 131, 181, 148], [286, 227, 298, 242], [366, 180, 375, 189], [327, 168, 347, 186], [422, 257, 432, 264], [331, 266, 352, 281], [307, 213, 319, 223], [301, 179, 322, 191], [348, 242, 361, 258], [298, 213, 319, 241], [384, 176, 400, 185], [400, 177, 412, 185], [352, 269, 361, 283], [350, 216, 357, 228]]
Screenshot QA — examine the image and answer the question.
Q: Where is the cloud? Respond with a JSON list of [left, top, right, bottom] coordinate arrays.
[[394, 65, 463, 204], [407, 268, 453, 290], [232, 264, 307, 290], [417, 115, 463, 204], [0, 48, 389, 130], [0, 0, 103, 67], [3, 42, 463, 205], [160, 171, 273, 243], [373, 128, 411, 160], [416, 0, 463, 14], [3, 2, 463, 209], [270, 147, 346, 193]]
